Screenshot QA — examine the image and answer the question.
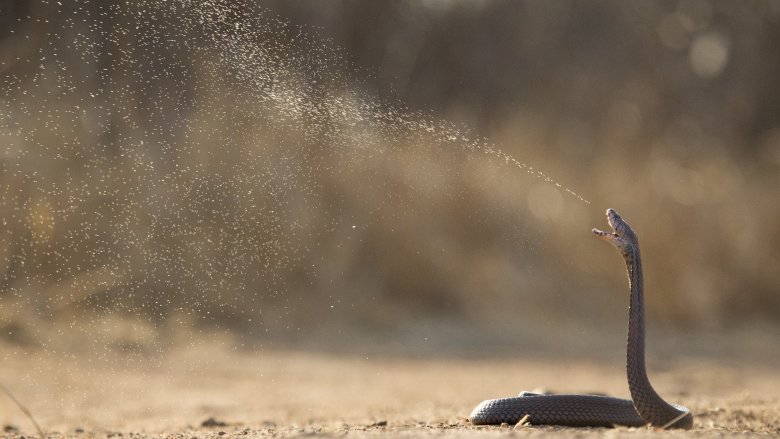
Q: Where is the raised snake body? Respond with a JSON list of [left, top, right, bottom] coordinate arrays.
[[468, 209, 693, 429]]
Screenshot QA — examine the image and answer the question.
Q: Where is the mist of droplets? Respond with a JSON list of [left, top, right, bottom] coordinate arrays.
[[0, 0, 586, 352]]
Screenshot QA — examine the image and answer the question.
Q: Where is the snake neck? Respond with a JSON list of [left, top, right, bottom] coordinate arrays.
[[624, 246, 687, 426]]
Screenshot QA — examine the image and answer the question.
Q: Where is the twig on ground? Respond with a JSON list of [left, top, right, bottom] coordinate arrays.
[[513, 414, 531, 430], [0, 381, 46, 438]]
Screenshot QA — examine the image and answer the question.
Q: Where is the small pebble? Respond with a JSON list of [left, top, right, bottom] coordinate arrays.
[[201, 417, 228, 427]]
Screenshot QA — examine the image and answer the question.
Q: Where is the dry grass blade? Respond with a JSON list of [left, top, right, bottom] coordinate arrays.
[[513, 414, 531, 430], [0, 382, 46, 438], [661, 410, 692, 430]]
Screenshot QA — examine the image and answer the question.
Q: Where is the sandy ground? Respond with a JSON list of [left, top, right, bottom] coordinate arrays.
[[1, 334, 779, 439]]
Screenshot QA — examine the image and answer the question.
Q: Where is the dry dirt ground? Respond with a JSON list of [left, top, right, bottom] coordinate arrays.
[[1, 334, 779, 439]]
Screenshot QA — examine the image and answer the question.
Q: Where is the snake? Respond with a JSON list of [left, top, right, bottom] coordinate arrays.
[[468, 208, 693, 429]]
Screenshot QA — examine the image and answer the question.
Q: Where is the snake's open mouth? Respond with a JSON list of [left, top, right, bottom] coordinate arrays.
[[592, 209, 618, 238]]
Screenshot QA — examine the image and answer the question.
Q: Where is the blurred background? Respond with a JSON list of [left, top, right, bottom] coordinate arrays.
[[0, 0, 779, 357]]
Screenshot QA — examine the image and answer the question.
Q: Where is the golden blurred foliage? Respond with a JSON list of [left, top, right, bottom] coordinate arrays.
[[0, 1, 778, 349]]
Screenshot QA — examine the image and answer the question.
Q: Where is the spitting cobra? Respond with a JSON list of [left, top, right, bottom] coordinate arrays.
[[469, 209, 692, 429]]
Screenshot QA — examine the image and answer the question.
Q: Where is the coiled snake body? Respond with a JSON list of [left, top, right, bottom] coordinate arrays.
[[469, 209, 692, 429]]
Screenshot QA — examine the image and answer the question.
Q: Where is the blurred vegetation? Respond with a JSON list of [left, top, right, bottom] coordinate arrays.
[[0, 0, 779, 351]]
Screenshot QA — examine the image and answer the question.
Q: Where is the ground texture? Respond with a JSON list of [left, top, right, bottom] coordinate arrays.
[[1, 336, 779, 439]]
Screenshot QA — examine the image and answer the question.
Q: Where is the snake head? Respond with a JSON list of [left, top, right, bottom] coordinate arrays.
[[592, 208, 638, 254]]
